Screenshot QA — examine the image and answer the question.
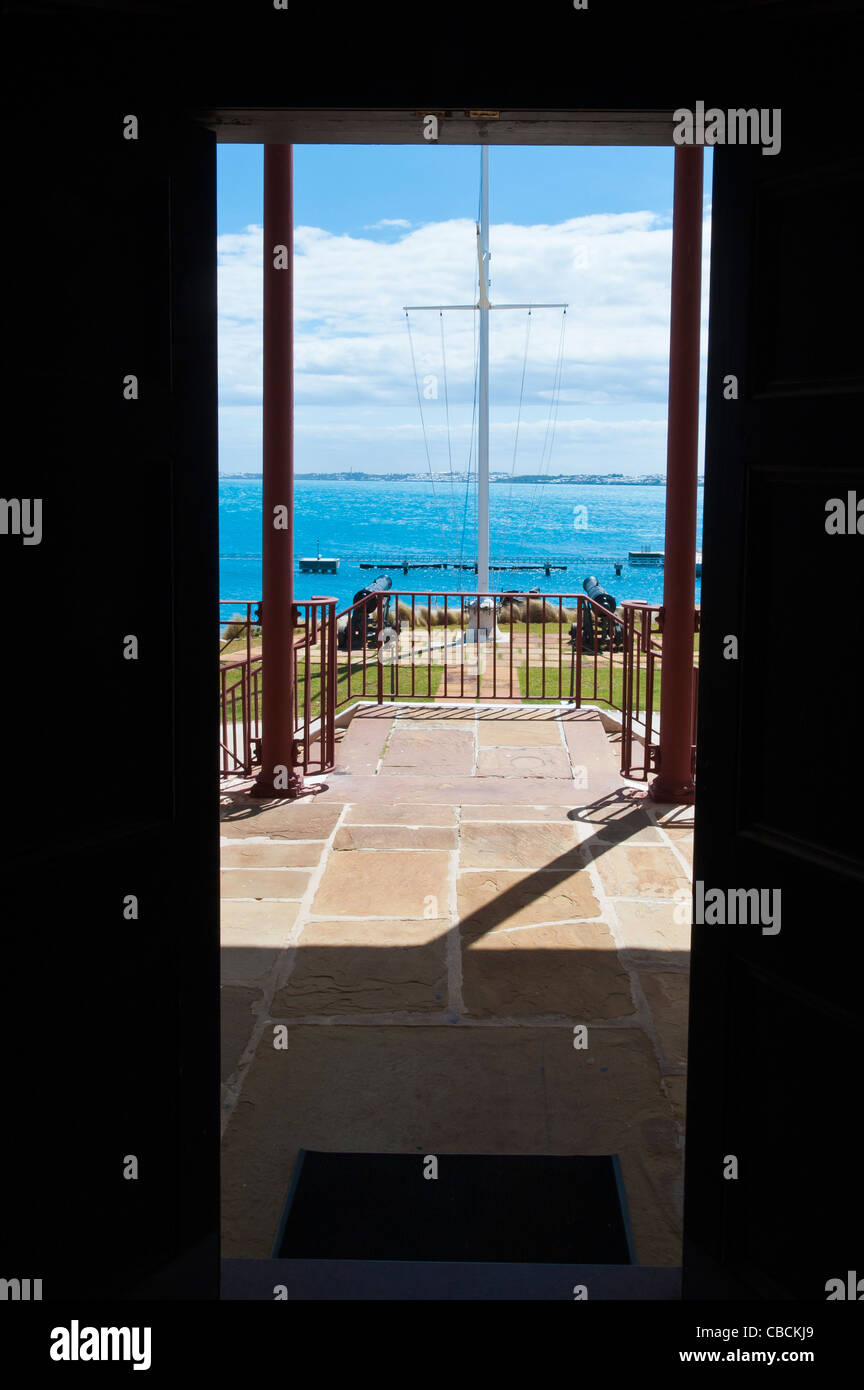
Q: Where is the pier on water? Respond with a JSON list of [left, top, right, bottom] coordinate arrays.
[[354, 555, 568, 576], [293, 550, 701, 580]]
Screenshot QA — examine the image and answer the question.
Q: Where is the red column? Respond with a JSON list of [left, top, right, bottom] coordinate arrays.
[[250, 146, 303, 798], [649, 145, 703, 806]]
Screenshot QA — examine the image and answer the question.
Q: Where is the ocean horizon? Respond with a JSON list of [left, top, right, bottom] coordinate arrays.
[[219, 476, 704, 615]]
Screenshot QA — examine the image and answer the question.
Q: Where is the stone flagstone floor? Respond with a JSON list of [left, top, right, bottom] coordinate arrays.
[[220, 703, 694, 1264]]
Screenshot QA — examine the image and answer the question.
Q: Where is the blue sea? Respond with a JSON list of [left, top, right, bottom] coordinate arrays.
[[219, 477, 703, 615]]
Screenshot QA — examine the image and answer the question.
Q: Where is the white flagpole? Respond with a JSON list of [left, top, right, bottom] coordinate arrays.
[[403, 144, 565, 633]]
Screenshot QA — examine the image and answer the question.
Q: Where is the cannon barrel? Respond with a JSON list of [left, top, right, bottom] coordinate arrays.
[[582, 574, 616, 610], [343, 574, 394, 648], [352, 574, 392, 605]]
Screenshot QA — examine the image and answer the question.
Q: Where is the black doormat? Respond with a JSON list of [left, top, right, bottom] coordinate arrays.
[[273, 1152, 634, 1264]]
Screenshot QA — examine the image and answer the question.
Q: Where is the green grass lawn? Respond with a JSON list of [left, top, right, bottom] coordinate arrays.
[[519, 658, 664, 711], [513, 619, 696, 711]]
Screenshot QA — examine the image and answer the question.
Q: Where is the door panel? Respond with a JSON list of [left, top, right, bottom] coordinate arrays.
[[3, 108, 219, 1299], [684, 132, 864, 1299]]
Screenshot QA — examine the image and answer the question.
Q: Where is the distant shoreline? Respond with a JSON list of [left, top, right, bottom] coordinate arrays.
[[221, 472, 705, 485]]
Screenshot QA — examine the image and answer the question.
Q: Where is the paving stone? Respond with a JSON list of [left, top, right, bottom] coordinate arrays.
[[559, 710, 623, 765], [457, 868, 599, 931], [459, 821, 587, 871], [394, 719, 478, 731], [311, 849, 452, 919], [220, 1023, 681, 1264], [333, 824, 458, 852], [590, 844, 691, 901], [220, 800, 344, 840], [613, 899, 691, 963], [569, 798, 663, 845], [638, 971, 690, 1071], [624, 1111, 685, 1235], [380, 728, 475, 776], [665, 833, 693, 865], [476, 746, 573, 779], [271, 919, 449, 1015], [221, 842, 325, 868], [476, 721, 562, 747], [221, 985, 261, 1082], [220, 868, 313, 899], [344, 804, 458, 827], [462, 920, 633, 1019], [221, 900, 301, 935], [334, 713, 394, 773], [221, 945, 284, 989]]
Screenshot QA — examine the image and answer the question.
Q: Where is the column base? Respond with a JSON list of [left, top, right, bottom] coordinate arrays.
[[248, 762, 304, 800], [647, 773, 695, 807]]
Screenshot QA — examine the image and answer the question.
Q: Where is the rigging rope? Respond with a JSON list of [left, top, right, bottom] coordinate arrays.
[[405, 310, 460, 556], [438, 310, 460, 531], [506, 308, 533, 514], [523, 307, 567, 552], [458, 249, 480, 579]]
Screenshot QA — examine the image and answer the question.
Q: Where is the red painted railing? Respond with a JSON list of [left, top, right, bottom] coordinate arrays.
[[219, 597, 337, 778], [219, 601, 260, 776], [219, 590, 699, 782]]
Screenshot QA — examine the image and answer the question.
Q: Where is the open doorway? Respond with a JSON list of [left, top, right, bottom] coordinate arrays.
[[218, 134, 709, 1289]]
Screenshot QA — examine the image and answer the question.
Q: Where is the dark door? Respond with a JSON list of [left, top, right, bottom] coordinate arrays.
[[684, 122, 864, 1298], [2, 104, 220, 1298]]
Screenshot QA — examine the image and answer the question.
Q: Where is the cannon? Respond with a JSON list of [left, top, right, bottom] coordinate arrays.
[[568, 575, 624, 658], [338, 574, 397, 651], [581, 575, 624, 652]]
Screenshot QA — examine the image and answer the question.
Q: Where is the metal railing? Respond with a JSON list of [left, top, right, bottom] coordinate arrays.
[[219, 601, 260, 776], [219, 590, 699, 782], [219, 597, 337, 777]]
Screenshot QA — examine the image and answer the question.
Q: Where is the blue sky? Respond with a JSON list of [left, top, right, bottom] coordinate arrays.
[[217, 145, 712, 475], [218, 146, 685, 237]]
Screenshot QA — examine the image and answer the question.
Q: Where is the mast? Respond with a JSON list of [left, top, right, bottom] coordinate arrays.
[[477, 146, 491, 595], [404, 148, 566, 603]]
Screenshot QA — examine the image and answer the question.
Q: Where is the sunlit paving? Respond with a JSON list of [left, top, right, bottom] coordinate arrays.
[[220, 703, 693, 1267]]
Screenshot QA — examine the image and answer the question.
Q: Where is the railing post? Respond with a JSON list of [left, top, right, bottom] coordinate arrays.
[[620, 600, 650, 780], [620, 602, 635, 776], [376, 592, 384, 705], [327, 599, 337, 768], [243, 601, 252, 776], [649, 144, 703, 806], [574, 596, 583, 708], [309, 595, 337, 772]]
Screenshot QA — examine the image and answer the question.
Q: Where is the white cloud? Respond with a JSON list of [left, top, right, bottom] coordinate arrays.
[[217, 210, 712, 473], [364, 217, 413, 229]]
